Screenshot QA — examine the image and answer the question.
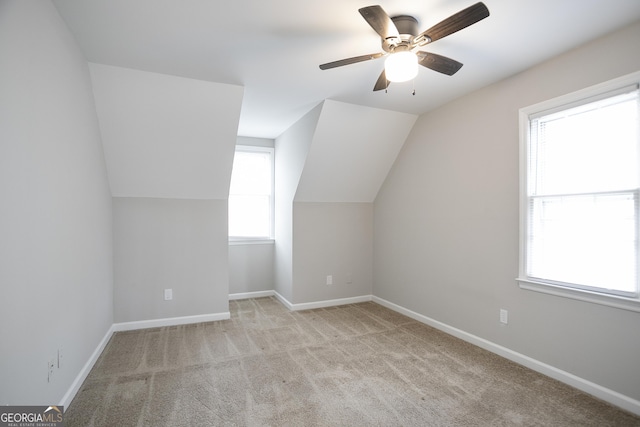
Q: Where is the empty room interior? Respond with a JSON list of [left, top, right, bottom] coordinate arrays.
[[2, 0, 640, 425]]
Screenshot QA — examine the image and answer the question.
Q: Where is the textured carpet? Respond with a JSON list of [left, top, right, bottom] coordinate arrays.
[[66, 297, 640, 426]]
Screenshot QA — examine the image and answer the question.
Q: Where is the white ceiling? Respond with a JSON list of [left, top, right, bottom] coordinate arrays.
[[53, 0, 640, 139]]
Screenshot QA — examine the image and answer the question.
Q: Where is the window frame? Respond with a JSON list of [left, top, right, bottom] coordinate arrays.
[[517, 71, 640, 313], [228, 145, 275, 244]]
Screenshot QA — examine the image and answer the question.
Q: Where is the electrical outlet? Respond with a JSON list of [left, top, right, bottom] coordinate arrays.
[[500, 309, 508, 324], [164, 289, 173, 300], [57, 348, 63, 369], [326, 275, 333, 286], [48, 359, 55, 382]]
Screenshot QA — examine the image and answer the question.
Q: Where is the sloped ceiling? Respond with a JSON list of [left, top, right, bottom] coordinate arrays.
[[53, 0, 640, 138], [55, 1, 640, 202], [295, 100, 417, 203], [90, 63, 244, 199]]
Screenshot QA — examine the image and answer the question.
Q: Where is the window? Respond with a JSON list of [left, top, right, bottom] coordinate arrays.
[[228, 145, 274, 241], [518, 72, 640, 311]]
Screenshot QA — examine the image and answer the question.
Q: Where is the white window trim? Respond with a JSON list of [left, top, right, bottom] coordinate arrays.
[[228, 145, 275, 243], [517, 71, 640, 313], [229, 239, 274, 246]]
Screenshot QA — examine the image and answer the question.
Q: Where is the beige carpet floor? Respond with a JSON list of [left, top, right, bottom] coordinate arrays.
[[66, 297, 640, 426]]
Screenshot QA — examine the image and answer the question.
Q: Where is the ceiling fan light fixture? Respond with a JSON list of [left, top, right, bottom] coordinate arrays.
[[319, 3, 489, 91], [384, 51, 418, 82]]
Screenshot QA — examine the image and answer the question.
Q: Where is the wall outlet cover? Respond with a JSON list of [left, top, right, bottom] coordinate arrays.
[[500, 309, 508, 324]]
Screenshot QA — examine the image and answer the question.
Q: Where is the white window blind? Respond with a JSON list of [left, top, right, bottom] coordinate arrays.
[[228, 146, 274, 240], [523, 84, 640, 299]]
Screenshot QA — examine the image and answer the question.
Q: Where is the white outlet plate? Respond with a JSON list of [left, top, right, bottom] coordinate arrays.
[[57, 348, 63, 369], [326, 275, 333, 286], [164, 289, 173, 300], [500, 309, 508, 324]]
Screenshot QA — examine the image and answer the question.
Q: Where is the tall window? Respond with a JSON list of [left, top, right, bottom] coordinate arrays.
[[228, 145, 274, 241], [519, 74, 640, 307]]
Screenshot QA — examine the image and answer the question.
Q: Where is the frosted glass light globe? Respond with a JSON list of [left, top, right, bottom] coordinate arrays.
[[385, 52, 418, 82]]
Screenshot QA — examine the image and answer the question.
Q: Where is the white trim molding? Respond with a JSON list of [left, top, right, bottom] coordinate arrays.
[[228, 239, 275, 246], [229, 290, 275, 300], [60, 310, 230, 407], [60, 293, 373, 408], [274, 292, 372, 311], [112, 311, 231, 332], [518, 278, 640, 313], [59, 324, 115, 408], [273, 291, 294, 310], [62, 293, 640, 416], [372, 296, 640, 416]]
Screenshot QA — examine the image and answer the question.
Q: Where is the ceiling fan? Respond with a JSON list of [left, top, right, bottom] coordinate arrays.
[[319, 2, 490, 91]]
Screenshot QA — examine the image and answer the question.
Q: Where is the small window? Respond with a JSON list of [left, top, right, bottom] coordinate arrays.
[[518, 73, 640, 310], [228, 145, 274, 241]]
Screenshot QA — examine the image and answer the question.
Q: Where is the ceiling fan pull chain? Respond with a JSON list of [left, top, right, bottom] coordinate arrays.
[[412, 78, 416, 96]]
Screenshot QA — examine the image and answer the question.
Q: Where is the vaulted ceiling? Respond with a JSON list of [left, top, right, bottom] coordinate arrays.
[[54, 0, 640, 139], [52, 0, 640, 202]]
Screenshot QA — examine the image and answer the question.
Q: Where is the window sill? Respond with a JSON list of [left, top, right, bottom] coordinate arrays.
[[516, 278, 640, 313], [229, 239, 275, 246]]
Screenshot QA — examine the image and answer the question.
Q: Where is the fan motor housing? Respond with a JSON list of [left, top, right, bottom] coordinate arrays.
[[383, 15, 419, 52]]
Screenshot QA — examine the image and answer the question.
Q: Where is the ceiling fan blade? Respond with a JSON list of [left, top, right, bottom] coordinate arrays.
[[359, 5, 400, 41], [319, 53, 385, 70], [417, 52, 463, 75], [415, 2, 489, 45], [373, 69, 389, 91]]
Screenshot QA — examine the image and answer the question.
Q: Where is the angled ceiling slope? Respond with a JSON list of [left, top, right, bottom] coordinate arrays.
[[295, 100, 417, 203], [90, 63, 244, 199], [53, 0, 640, 139]]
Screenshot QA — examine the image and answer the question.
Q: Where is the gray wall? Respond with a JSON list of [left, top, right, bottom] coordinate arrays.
[[113, 197, 229, 323], [0, 1, 113, 405], [293, 202, 373, 304], [274, 104, 322, 302], [229, 244, 274, 295], [373, 21, 640, 401]]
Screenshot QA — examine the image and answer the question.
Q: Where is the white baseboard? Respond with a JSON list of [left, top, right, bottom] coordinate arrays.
[[61, 310, 230, 408], [62, 294, 640, 416], [273, 291, 293, 310], [59, 323, 115, 408], [113, 311, 231, 332], [275, 292, 373, 311], [229, 290, 275, 300], [372, 296, 640, 416]]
